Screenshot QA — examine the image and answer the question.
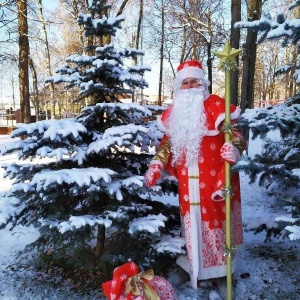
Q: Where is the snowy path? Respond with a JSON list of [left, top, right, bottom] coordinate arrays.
[[0, 225, 98, 299], [0, 144, 98, 299]]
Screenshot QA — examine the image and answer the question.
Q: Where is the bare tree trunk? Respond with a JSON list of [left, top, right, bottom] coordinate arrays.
[[36, 0, 56, 118], [158, 0, 165, 106], [179, 27, 187, 64], [230, 0, 241, 105], [132, 0, 144, 103], [240, 0, 262, 143], [179, 0, 187, 63], [240, 34, 257, 111], [18, 0, 31, 124], [29, 56, 39, 121], [116, 0, 130, 16], [240, 0, 262, 113], [11, 76, 16, 110], [206, 9, 212, 94], [135, 0, 143, 62], [289, 47, 297, 97], [94, 224, 105, 258], [207, 41, 212, 94]]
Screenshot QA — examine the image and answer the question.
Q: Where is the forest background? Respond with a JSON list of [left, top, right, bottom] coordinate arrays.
[[0, 0, 297, 121]]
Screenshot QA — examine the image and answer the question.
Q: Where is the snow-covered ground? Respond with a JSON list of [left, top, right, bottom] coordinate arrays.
[[0, 134, 299, 300]]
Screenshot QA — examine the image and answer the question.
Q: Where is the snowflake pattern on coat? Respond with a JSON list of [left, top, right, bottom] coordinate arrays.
[[157, 94, 244, 282]]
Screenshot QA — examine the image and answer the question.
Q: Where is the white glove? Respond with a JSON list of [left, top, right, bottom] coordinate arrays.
[[144, 162, 163, 187], [220, 142, 240, 164]]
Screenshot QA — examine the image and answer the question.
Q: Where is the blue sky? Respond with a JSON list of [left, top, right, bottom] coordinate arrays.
[[44, 0, 58, 12]]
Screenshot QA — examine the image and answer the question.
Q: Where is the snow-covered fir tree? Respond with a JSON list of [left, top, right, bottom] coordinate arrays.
[[235, 1, 300, 241], [0, 0, 183, 289]]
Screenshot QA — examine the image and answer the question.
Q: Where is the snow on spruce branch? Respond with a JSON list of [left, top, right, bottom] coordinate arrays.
[[129, 213, 167, 234], [154, 235, 186, 255], [81, 102, 154, 121], [88, 124, 148, 154], [10, 168, 115, 193], [0, 196, 24, 226], [235, 7, 300, 45], [240, 103, 300, 138], [11, 119, 87, 141], [0, 118, 87, 157], [121, 176, 144, 188], [275, 215, 300, 241], [285, 225, 300, 241], [41, 215, 113, 234], [77, 12, 125, 36], [105, 203, 153, 220]]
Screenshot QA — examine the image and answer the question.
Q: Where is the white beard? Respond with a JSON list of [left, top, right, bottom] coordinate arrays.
[[166, 88, 208, 167]]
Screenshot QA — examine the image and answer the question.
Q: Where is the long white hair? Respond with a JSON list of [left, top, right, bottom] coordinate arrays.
[[166, 87, 208, 167]]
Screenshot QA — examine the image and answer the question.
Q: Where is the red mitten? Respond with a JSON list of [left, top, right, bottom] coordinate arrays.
[[220, 142, 240, 164], [145, 161, 163, 187]]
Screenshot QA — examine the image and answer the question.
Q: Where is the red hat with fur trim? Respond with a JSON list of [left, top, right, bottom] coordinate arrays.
[[176, 60, 205, 82]]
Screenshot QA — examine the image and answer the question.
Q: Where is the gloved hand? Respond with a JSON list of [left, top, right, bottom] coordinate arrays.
[[144, 162, 163, 187], [220, 142, 241, 164]]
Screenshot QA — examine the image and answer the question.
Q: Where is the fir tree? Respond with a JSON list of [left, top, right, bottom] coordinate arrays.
[[234, 1, 300, 241], [49, 0, 149, 103], [0, 0, 182, 289]]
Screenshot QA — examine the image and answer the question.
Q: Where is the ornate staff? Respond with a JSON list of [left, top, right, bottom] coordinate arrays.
[[212, 40, 243, 300]]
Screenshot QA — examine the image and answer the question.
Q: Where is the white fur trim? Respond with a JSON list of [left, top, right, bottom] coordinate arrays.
[[214, 106, 241, 131], [211, 189, 225, 201], [231, 106, 241, 119], [149, 160, 164, 168], [156, 115, 167, 132], [177, 66, 205, 81], [206, 129, 220, 136]]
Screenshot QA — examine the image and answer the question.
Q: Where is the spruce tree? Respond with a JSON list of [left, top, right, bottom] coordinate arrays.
[[0, 0, 182, 289], [234, 1, 300, 241]]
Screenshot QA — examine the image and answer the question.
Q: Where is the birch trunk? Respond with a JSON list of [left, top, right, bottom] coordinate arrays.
[[36, 0, 56, 118]]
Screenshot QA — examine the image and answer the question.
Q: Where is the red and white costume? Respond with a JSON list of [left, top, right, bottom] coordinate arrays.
[[145, 60, 245, 289], [156, 95, 243, 289]]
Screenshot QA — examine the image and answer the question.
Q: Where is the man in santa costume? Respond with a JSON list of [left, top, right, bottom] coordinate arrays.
[[145, 60, 245, 299]]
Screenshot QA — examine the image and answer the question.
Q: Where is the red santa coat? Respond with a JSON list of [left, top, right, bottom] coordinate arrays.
[[157, 94, 243, 288]]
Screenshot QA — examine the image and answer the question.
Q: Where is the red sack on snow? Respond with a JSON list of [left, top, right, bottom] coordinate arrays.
[[102, 261, 178, 300]]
